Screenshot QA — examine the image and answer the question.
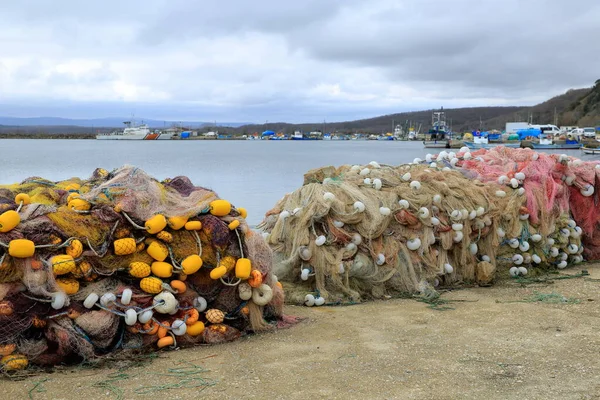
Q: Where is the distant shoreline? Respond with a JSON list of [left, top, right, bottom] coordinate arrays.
[[0, 133, 94, 139], [0, 134, 244, 140]]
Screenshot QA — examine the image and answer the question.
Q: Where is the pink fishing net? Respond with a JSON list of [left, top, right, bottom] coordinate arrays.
[[260, 147, 600, 305]]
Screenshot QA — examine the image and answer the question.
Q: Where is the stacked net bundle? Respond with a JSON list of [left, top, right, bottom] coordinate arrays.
[[259, 148, 600, 306], [0, 166, 284, 372]]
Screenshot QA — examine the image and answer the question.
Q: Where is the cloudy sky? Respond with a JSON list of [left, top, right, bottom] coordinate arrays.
[[1, 0, 599, 123]]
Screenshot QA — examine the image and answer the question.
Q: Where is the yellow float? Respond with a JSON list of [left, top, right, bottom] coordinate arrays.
[[147, 240, 169, 261], [235, 258, 252, 280], [1, 354, 28, 371], [113, 238, 137, 255], [209, 200, 231, 217], [184, 221, 202, 231], [0, 210, 20, 233], [129, 262, 152, 278], [66, 239, 83, 258], [8, 239, 35, 258], [167, 216, 188, 230], [145, 214, 167, 234], [50, 255, 76, 275], [181, 255, 202, 275], [140, 277, 163, 294], [14, 193, 31, 205], [151, 262, 173, 278]]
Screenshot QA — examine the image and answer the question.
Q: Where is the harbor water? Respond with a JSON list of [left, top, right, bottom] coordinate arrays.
[[0, 139, 595, 226]]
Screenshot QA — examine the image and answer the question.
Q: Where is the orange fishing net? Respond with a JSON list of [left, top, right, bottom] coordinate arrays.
[[0, 166, 286, 371]]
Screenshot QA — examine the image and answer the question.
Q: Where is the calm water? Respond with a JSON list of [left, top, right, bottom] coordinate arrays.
[[0, 139, 593, 225]]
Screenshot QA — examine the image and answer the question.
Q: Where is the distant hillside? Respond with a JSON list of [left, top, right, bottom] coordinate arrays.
[[231, 106, 527, 135], [560, 80, 600, 127], [1, 82, 598, 136], [483, 88, 591, 130], [230, 85, 597, 134], [0, 125, 98, 136]]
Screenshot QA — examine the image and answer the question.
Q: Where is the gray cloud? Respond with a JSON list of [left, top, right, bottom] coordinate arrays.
[[135, 0, 354, 43], [287, 1, 600, 93], [0, 0, 599, 122]]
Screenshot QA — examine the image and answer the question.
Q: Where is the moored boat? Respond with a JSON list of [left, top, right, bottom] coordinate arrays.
[[423, 108, 452, 148], [530, 134, 582, 150], [582, 146, 600, 155], [291, 131, 319, 140], [96, 121, 172, 140], [532, 142, 582, 150], [464, 136, 521, 150], [464, 142, 521, 150], [423, 140, 450, 148]]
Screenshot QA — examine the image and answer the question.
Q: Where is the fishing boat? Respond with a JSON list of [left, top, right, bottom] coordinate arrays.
[[532, 142, 582, 150], [393, 124, 408, 140], [291, 131, 319, 140], [423, 140, 450, 148], [408, 127, 418, 140], [377, 135, 395, 141], [531, 134, 582, 150], [464, 136, 521, 150], [96, 121, 172, 140], [582, 146, 600, 155], [423, 109, 452, 148]]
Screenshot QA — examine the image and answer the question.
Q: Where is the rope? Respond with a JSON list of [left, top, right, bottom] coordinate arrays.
[[168, 332, 177, 349], [121, 211, 147, 231], [27, 377, 49, 400], [511, 270, 590, 285], [219, 276, 241, 287], [85, 237, 105, 257], [278, 218, 287, 242], [133, 362, 216, 394], [89, 299, 166, 316], [497, 290, 580, 304], [35, 237, 77, 250], [70, 209, 91, 215], [21, 293, 52, 303], [192, 230, 202, 256], [26, 179, 56, 187], [47, 311, 70, 319], [234, 229, 244, 258], [95, 303, 126, 317], [168, 247, 183, 271], [92, 372, 128, 400]]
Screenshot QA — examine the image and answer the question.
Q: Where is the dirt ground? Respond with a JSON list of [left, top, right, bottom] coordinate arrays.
[[4, 265, 600, 400]]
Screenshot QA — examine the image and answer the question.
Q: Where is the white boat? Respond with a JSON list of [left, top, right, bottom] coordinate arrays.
[[408, 127, 419, 140], [531, 134, 581, 150], [464, 136, 521, 150], [96, 121, 172, 140], [582, 146, 600, 155], [394, 125, 407, 140]]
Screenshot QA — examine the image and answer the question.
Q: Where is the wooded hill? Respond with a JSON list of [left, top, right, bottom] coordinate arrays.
[[229, 86, 597, 135], [2, 81, 599, 137]]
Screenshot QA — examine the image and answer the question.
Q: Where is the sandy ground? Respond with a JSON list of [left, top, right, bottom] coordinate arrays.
[[4, 265, 600, 400]]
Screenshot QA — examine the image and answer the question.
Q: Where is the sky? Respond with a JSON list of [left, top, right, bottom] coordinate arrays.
[[0, 0, 599, 123]]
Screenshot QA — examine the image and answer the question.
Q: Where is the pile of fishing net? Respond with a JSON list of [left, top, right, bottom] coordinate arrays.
[[0, 166, 285, 372], [259, 147, 600, 305]]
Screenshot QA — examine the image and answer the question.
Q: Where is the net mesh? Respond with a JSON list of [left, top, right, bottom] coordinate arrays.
[[0, 166, 287, 370], [259, 148, 599, 304]]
